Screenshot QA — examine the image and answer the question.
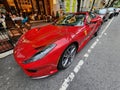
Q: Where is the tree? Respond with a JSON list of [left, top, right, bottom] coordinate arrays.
[[110, 0, 118, 7], [105, 0, 111, 7], [114, 0, 120, 7]]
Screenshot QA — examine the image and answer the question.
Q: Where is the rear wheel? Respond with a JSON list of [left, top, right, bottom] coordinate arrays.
[[57, 44, 77, 70]]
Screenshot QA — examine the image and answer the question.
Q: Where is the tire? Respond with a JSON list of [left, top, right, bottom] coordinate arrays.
[[57, 44, 77, 70], [109, 14, 113, 19]]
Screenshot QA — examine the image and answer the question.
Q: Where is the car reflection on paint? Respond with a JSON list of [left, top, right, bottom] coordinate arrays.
[[14, 12, 102, 79]]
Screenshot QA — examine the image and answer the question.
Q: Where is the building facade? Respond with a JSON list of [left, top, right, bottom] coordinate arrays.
[[64, 0, 77, 12], [7, 0, 53, 15], [0, 0, 116, 15], [64, 0, 116, 13], [0, 0, 64, 16]]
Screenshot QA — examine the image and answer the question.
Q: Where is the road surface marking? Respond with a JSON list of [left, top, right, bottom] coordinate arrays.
[[90, 40, 98, 49], [104, 33, 107, 35], [88, 49, 91, 53], [59, 60, 84, 90], [99, 18, 114, 38], [59, 18, 114, 90], [84, 53, 89, 58], [59, 72, 75, 90], [73, 60, 84, 73], [96, 39, 99, 42]]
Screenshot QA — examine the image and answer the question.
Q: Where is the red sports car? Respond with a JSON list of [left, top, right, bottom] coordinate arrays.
[[14, 12, 102, 79]]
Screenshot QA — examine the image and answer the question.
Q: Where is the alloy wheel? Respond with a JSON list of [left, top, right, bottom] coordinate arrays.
[[58, 44, 77, 69]]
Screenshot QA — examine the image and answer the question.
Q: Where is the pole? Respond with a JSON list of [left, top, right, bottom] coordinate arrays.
[[77, 0, 81, 12], [30, 0, 34, 13], [13, 0, 20, 14], [90, 0, 96, 11], [81, 0, 84, 11], [36, 0, 41, 14]]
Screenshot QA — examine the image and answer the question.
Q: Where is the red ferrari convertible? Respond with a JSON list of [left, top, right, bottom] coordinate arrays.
[[14, 12, 102, 79]]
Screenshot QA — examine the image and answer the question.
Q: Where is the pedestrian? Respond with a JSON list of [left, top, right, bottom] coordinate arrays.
[[22, 13, 28, 24]]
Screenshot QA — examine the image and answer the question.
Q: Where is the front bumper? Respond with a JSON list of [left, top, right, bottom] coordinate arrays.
[[22, 63, 58, 78], [14, 40, 70, 78], [14, 45, 64, 78]]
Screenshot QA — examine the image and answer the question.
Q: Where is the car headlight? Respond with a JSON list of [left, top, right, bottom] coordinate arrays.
[[23, 44, 56, 64]]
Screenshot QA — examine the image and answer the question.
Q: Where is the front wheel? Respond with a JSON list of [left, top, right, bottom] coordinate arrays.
[[57, 44, 77, 70]]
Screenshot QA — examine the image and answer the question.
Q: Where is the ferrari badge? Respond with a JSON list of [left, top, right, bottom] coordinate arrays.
[[84, 30, 87, 36]]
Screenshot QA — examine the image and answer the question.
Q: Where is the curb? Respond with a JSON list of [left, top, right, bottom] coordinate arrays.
[[0, 50, 13, 59]]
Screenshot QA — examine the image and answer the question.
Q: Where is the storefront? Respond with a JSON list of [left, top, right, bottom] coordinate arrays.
[[0, 0, 64, 54], [0, 0, 65, 17], [0, 4, 6, 13], [6, 0, 52, 15], [0, 0, 10, 13]]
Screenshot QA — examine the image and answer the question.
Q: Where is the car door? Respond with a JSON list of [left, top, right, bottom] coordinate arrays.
[[74, 13, 94, 43], [84, 14, 94, 38], [73, 14, 92, 48], [68, 14, 89, 46], [86, 13, 98, 37]]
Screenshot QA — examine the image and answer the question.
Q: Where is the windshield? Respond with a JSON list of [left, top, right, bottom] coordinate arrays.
[[98, 9, 107, 14], [108, 7, 115, 11], [53, 14, 85, 26]]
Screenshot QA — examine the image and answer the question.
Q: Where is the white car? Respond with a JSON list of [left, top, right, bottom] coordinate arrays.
[[107, 7, 117, 16], [95, 8, 113, 22], [115, 8, 120, 16]]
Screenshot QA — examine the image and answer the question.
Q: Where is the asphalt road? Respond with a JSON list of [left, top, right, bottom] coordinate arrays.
[[0, 15, 120, 90]]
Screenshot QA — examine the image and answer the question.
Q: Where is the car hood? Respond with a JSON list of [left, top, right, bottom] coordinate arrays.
[[14, 25, 68, 61]]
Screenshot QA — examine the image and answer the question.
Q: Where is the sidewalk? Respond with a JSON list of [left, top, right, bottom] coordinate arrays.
[[0, 22, 51, 59]]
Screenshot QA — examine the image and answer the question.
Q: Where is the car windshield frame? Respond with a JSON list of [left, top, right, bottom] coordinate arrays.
[[53, 14, 85, 26]]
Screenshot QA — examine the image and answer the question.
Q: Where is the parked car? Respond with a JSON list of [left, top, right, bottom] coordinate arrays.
[[95, 8, 113, 22], [115, 8, 120, 16], [14, 12, 102, 79], [107, 7, 118, 16], [117, 8, 120, 12]]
